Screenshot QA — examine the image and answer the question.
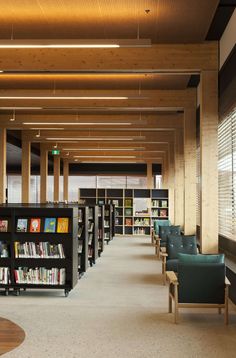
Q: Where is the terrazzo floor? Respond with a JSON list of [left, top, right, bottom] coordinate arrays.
[[1, 236, 236, 358]]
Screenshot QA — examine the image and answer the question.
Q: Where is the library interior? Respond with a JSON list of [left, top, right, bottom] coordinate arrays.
[[0, 1, 236, 357]]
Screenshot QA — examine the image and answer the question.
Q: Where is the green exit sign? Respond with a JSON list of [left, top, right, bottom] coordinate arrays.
[[52, 150, 60, 155]]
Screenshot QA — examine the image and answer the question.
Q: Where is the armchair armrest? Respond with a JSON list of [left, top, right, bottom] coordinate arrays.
[[166, 271, 178, 284], [225, 277, 231, 286], [160, 249, 168, 257]]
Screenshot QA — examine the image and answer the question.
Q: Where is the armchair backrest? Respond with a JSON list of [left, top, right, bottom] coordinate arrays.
[[154, 219, 171, 235], [178, 262, 225, 304], [167, 235, 197, 260], [159, 225, 180, 244]]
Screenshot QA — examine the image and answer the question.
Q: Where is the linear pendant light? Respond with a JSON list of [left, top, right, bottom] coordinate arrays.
[[24, 122, 132, 126], [0, 39, 151, 48]]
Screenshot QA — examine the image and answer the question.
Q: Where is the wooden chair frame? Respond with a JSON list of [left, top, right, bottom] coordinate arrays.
[[166, 271, 231, 324]]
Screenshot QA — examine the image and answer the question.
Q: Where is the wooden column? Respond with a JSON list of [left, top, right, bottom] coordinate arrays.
[[168, 143, 175, 224], [21, 135, 31, 203], [63, 159, 69, 202], [53, 155, 60, 202], [174, 129, 184, 228], [40, 144, 48, 203], [162, 152, 169, 189], [146, 162, 153, 189], [0, 128, 6, 204], [184, 108, 197, 234], [200, 71, 218, 253]]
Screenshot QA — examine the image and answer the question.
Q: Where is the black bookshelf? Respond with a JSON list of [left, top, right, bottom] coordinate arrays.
[[104, 204, 112, 244], [0, 204, 78, 297], [78, 206, 89, 277], [98, 205, 104, 256], [88, 206, 99, 265]]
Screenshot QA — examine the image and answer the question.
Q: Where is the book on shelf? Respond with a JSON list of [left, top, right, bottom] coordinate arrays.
[[0, 267, 10, 284], [125, 199, 132, 207], [0, 220, 8, 232], [112, 200, 119, 207], [152, 209, 158, 217], [78, 226, 83, 238], [78, 209, 83, 223], [134, 218, 150, 226], [98, 199, 105, 205], [161, 200, 168, 208], [104, 210, 110, 216], [16, 218, 28, 232], [104, 220, 109, 227], [160, 209, 168, 217], [88, 208, 93, 218], [152, 200, 159, 207], [14, 241, 65, 259], [0, 242, 9, 257], [88, 222, 94, 232], [57, 218, 69, 233], [115, 218, 119, 225], [78, 241, 83, 254], [125, 218, 132, 226], [124, 208, 132, 216], [88, 233, 93, 245], [44, 218, 57, 233], [29, 218, 41, 233], [134, 228, 148, 235], [14, 267, 66, 285], [88, 247, 93, 258], [104, 232, 110, 239]]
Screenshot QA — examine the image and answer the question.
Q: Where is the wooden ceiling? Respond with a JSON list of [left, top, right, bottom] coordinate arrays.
[[0, 0, 219, 164]]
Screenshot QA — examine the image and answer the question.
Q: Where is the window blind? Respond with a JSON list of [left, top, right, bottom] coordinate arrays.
[[218, 107, 236, 240]]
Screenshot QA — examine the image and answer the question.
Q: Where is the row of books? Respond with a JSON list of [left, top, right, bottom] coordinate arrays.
[[0, 267, 9, 284], [134, 218, 150, 226], [134, 228, 149, 235], [88, 222, 94, 232], [104, 220, 110, 227], [16, 217, 69, 233], [151, 209, 168, 217], [152, 200, 168, 208], [14, 267, 66, 285], [14, 242, 65, 259], [78, 226, 83, 238], [104, 210, 110, 216], [78, 240, 83, 254], [0, 242, 9, 258], [124, 208, 132, 216]]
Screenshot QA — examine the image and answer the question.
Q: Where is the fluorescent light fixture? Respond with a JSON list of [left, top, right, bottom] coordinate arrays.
[[74, 155, 136, 158], [62, 148, 144, 151], [0, 107, 43, 110], [0, 39, 151, 48], [46, 136, 145, 141], [1, 96, 129, 100], [24, 122, 132, 126], [30, 127, 64, 130]]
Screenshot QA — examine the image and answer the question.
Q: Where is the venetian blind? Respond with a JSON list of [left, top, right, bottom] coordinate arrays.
[[218, 107, 236, 240]]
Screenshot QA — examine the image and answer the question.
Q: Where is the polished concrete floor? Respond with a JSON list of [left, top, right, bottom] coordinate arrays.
[[1, 236, 236, 358]]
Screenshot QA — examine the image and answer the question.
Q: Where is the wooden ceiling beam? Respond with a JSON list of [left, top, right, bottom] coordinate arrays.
[[0, 43, 218, 71]]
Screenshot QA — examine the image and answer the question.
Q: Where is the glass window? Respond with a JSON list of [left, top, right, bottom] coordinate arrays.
[[218, 107, 236, 240], [97, 176, 126, 188], [69, 176, 96, 201], [7, 175, 22, 203], [127, 176, 147, 188]]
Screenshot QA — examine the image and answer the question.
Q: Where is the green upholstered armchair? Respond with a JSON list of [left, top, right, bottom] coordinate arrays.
[[155, 225, 180, 260], [166, 253, 230, 324], [161, 234, 197, 284], [152, 219, 171, 247]]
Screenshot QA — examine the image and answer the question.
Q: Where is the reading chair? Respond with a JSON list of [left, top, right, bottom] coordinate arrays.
[[161, 233, 197, 284], [155, 224, 180, 259], [166, 253, 230, 324], [152, 219, 171, 248]]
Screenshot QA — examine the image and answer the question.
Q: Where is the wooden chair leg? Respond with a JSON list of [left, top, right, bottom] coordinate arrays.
[[225, 300, 229, 325], [218, 307, 222, 314], [174, 285, 179, 324], [169, 286, 172, 313]]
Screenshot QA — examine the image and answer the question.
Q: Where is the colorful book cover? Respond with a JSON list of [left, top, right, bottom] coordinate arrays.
[[29, 218, 41, 233], [0, 220, 8, 232], [16, 218, 28, 232], [57, 218, 69, 233], [44, 218, 56, 233], [160, 209, 167, 217]]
